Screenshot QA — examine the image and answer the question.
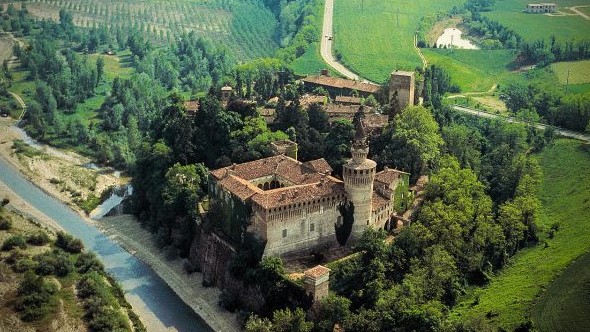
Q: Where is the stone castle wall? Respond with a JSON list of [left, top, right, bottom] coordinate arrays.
[[253, 196, 345, 256]]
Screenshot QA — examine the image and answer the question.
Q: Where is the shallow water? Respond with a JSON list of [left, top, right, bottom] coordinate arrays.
[[436, 28, 479, 49]]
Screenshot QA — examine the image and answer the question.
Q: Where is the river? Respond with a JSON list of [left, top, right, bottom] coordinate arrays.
[[0, 156, 211, 332]]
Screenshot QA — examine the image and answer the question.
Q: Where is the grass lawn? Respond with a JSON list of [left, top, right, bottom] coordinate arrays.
[[532, 250, 590, 331], [551, 60, 590, 85], [567, 83, 590, 94], [332, 0, 464, 83], [291, 43, 337, 77], [485, 0, 590, 42], [450, 139, 590, 330], [422, 48, 517, 92]]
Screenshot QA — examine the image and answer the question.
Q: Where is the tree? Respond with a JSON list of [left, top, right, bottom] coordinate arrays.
[[324, 119, 354, 173], [375, 105, 443, 182], [96, 56, 105, 85]]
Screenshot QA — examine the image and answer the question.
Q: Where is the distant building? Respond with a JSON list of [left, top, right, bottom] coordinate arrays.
[[208, 115, 410, 256], [335, 96, 362, 105], [221, 86, 233, 103], [301, 73, 380, 98], [389, 70, 415, 111], [525, 3, 557, 13]]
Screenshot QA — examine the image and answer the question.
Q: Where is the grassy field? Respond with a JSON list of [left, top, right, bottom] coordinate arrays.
[[532, 251, 590, 331], [450, 139, 590, 330], [551, 60, 590, 85], [13, 0, 278, 60], [291, 43, 329, 76], [332, 0, 464, 83], [484, 0, 590, 42], [422, 49, 517, 92]]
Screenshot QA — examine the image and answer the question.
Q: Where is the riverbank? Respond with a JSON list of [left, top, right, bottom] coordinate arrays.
[[0, 118, 240, 331]]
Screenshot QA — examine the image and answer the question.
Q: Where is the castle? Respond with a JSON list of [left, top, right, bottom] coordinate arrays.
[[209, 118, 409, 256]]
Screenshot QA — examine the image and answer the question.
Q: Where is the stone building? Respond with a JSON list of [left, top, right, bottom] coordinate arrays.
[[389, 70, 415, 111], [209, 119, 410, 257], [301, 73, 380, 98]]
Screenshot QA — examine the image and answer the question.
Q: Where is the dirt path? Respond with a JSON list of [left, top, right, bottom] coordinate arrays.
[[569, 5, 590, 20], [415, 34, 428, 70]]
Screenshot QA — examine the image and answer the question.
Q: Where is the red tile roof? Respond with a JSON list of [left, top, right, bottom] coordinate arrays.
[[302, 76, 380, 94], [251, 178, 345, 209], [304, 265, 331, 278]]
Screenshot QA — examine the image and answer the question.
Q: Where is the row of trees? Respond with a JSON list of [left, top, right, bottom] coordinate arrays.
[[518, 37, 590, 66], [503, 80, 590, 133]]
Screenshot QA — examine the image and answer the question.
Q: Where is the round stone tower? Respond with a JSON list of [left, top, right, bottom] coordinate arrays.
[[342, 110, 376, 237]]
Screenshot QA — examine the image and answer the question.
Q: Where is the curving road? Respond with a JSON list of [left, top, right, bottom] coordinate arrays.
[[452, 105, 590, 143], [320, 0, 377, 84]]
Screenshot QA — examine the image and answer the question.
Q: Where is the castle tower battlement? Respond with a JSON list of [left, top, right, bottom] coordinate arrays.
[[343, 111, 376, 236]]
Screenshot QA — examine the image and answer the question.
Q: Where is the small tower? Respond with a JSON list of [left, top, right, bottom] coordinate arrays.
[[342, 109, 377, 237], [304, 265, 331, 305], [389, 70, 415, 110], [221, 85, 233, 104]]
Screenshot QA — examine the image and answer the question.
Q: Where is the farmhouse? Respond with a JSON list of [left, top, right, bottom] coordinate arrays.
[[525, 3, 557, 13], [208, 117, 409, 256]]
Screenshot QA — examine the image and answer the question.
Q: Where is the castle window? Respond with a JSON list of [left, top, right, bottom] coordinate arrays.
[[320, 206, 324, 214], [310, 223, 315, 232], [282, 229, 287, 238]]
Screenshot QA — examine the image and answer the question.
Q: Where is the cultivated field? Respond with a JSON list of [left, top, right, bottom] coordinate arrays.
[[532, 251, 590, 331], [484, 0, 590, 42], [332, 0, 464, 83], [451, 139, 590, 330], [7, 0, 278, 60], [551, 60, 590, 85]]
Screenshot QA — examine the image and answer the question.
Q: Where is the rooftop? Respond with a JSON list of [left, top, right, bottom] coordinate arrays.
[[392, 70, 415, 77], [304, 265, 331, 279], [251, 178, 345, 210], [302, 75, 380, 94]]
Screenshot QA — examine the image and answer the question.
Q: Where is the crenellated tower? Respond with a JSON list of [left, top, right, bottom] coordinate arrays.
[[342, 109, 377, 237]]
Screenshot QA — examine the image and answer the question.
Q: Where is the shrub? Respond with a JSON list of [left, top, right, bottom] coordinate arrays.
[[15, 271, 58, 322], [14, 257, 36, 272], [1, 197, 9, 206], [27, 231, 50, 246], [5, 249, 27, 264], [76, 252, 104, 273], [0, 216, 12, 230], [56, 231, 84, 253], [34, 250, 74, 277], [2, 235, 27, 251]]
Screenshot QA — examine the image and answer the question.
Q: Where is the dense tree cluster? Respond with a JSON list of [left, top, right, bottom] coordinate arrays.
[[518, 37, 590, 66], [503, 80, 590, 133]]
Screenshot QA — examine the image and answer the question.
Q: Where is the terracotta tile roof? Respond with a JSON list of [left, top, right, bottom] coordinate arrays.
[[304, 265, 331, 279], [372, 191, 390, 211], [375, 168, 408, 187], [325, 104, 361, 117], [211, 155, 287, 181], [302, 159, 333, 174], [335, 96, 362, 105], [302, 75, 380, 94], [251, 177, 345, 210], [300, 94, 327, 106], [217, 174, 263, 201]]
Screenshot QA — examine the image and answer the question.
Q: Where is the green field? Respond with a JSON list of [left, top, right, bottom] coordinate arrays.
[[15, 0, 279, 60], [532, 251, 590, 331], [332, 0, 464, 83], [450, 139, 590, 330], [422, 49, 517, 92], [485, 0, 590, 42], [551, 60, 590, 85], [291, 43, 331, 77]]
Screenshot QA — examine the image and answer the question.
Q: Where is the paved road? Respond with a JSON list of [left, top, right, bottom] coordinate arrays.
[[452, 105, 590, 143], [320, 0, 377, 85]]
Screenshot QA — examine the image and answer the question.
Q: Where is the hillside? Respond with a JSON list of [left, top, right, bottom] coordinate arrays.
[[450, 139, 590, 330]]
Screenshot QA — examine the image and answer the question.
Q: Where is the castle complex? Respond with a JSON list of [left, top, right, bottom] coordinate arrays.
[[209, 118, 409, 256]]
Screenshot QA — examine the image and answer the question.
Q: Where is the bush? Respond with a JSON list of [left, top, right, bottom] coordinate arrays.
[[56, 231, 84, 253], [14, 257, 36, 272], [76, 252, 104, 273], [0, 216, 12, 230], [34, 250, 74, 277], [15, 271, 58, 322], [5, 249, 27, 264], [2, 235, 27, 251], [1, 197, 9, 206], [27, 231, 50, 246]]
